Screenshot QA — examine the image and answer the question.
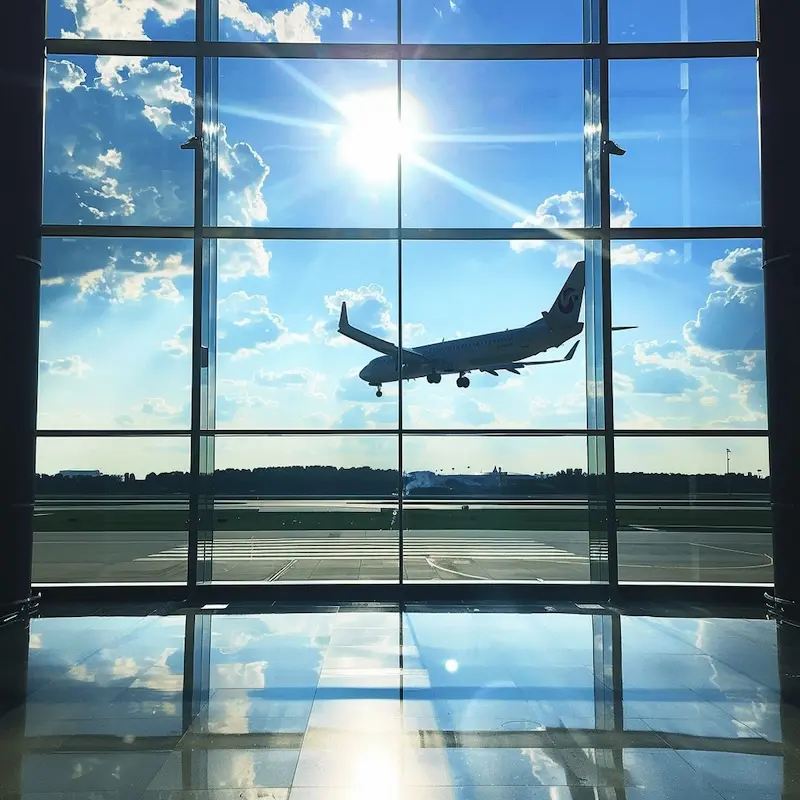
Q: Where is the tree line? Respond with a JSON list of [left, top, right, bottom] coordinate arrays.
[[35, 465, 769, 498]]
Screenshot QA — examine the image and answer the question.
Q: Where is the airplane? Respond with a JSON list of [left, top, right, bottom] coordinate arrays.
[[338, 260, 635, 397]]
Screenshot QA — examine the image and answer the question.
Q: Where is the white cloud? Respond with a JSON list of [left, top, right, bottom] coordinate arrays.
[[319, 283, 396, 345], [42, 277, 66, 287], [683, 285, 765, 353], [272, 2, 331, 41], [218, 291, 307, 357], [449, 0, 460, 12], [511, 189, 636, 256], [47, 59, 87, 92], [218, 126, 270, 226], [40, 355, 91, 377], [40, 320, 53, 328], [341, 8, 354, 28], [218, 240, 272, 281], [140, 397, 183, 417], [62, 0, 193, 39], [96, 57, 193, 134], [612, 243, 672, 267], [162, 323, 192, 357], [74, 251, 192, 303], [710, 246, 763, 287], [62, 0, 333, 43]]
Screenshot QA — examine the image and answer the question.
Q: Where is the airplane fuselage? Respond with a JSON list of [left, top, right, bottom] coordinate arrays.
[[358, 318, 583, 386]]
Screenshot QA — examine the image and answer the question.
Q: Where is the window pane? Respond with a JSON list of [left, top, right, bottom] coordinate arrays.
[[48, 0, 196, 39], [402, 435, 590, 583], [402, 60, 585, 228], [402, 0, 583, 44], [612, 240, 765, 430], [402, 241, 587, 429], [44, 56, 195, 227], [218, 59, 398, 228], [615, 436, 771, 585], [610, 0, 757, 42], [214, 239, 399, 429], [211, 435, 399, 583], [609, 58, 760, 227], [217, 0, 396, 43], [40, 238, 193, 431], [34, 437, 190, 585]]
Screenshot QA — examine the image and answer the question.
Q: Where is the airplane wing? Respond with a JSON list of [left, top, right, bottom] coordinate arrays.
[[479, 340, 580, 375], [337, 302, 431, 363]]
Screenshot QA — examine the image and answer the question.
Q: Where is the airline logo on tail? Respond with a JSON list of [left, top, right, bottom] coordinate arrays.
[[557, 287, 579, 315]]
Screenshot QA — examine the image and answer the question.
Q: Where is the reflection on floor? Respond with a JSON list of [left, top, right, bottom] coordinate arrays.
[[1, 602, 798, 799]]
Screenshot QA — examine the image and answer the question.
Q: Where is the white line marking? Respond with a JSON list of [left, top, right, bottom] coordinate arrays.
[[424, 557, 490, 581]]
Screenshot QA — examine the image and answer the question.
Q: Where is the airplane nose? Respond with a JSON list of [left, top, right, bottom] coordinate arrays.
[[358, 365, 371, 381]]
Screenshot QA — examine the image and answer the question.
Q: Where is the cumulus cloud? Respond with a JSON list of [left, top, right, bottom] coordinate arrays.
[[61, 0, 193, 39], [511, 189, 637, 258], [683, 285, 765, 353], [271, 2, 331, 40], [62, 0, 332, 43], [74, 250, 192, 303], [218, 291, 307, 357], [47, 59, 87, 92], [45, 57, 194, 224], [319, 284, 396, 344], [218, 126, 270, 226], [341, 8, 354, 27], [218, 240, 272, 281], [39, 355, 91, 377], [710, 246, 763, 287], [40, 320, 53, 328], [614, 341, 702, 396]]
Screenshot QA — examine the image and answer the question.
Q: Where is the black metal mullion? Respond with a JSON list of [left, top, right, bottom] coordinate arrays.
[[187, 1, 205, 593], [397, 0, 404, 589], [599, 0, 619, 595]]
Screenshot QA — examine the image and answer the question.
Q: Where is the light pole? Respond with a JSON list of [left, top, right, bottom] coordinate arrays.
[[726, 448, 732, 496]]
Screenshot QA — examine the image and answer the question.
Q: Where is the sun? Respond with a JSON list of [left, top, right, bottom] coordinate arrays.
[[337, 88, 423, 181]]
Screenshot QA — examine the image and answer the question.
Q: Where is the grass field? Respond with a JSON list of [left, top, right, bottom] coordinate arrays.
[[33, 505, 771, 533]]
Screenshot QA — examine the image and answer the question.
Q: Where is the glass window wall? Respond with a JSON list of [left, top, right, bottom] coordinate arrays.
[[39, 0, 766, 590]]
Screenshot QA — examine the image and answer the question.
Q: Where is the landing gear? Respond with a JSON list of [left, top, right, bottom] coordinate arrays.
[[426, 373, 442, 384], [456, 375, 470, 389], [375, 385, 383, 397]]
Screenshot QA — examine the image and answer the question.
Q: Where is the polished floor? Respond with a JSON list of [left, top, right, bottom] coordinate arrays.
[[0, 601, 798, 798]]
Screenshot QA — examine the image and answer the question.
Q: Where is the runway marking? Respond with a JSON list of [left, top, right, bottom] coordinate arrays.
[[424, 557, 491, 582], [137, 537, 585, 563]]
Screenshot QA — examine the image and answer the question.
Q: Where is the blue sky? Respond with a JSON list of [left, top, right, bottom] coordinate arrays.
[[38, 0, 766, 476]]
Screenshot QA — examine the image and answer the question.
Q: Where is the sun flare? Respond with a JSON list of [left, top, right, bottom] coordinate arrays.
[[337, 88, 423, 181]]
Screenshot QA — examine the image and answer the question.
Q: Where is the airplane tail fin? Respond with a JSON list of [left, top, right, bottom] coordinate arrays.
[[545, 260, 585, 325]]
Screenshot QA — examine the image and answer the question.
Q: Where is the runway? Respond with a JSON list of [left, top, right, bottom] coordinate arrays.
[[31, 526, 774, 585]]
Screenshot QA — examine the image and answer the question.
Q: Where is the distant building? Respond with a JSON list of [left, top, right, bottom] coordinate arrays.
[[57, 469, 102, 478]]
